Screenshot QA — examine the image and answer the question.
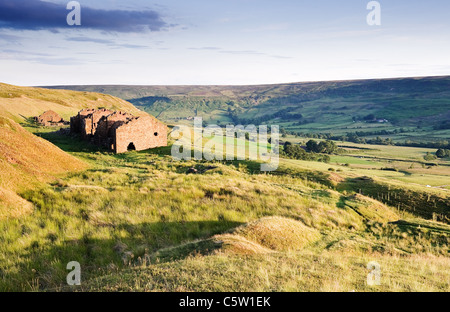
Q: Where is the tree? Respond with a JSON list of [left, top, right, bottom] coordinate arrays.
[[436, 148, 450, 158], [306, 140, 319, 153], [318, 140, 338, 154], [320, 155, 331, 163], [436, 149, 446, 158], [364, 114, 376, 121], [283, 144, 310, 160], [424, 152, 437, 161]]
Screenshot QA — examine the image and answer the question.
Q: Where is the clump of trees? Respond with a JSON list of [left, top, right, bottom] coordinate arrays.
[[436, 148, 450, 158], [283, 144, 312, 160], [285, 129, 449, 149], [424, 152, 437, 161], [305, 140, 339, 154], [280, 139, 340, 163]]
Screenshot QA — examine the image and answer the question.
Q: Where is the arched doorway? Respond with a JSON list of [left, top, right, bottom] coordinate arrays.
[[127, 142, 136, 151]]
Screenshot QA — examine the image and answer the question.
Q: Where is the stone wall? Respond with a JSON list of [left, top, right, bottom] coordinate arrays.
[[81, 109, 113, 138], [96, 111, 133, 142], [114, 116, 168, 153], [70, 109, 167, 153], [70, 109, 96, 133]]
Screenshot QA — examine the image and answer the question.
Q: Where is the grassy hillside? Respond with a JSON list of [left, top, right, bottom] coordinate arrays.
[[0, 83, 145, 122], [46, 76, 450, 144], [0, 127, 448, 291], [0, 82, 151, 219], [0, 82, 448, 292], [0, 117, 86, 219]]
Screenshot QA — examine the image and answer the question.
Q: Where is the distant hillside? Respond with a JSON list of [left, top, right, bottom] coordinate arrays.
[[0, 83, 145, 123], [46, 76, 450, 143], [0, 117, 87, 219]]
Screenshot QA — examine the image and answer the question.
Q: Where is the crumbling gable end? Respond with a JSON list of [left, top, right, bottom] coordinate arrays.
[[113, 116, 168, 154]]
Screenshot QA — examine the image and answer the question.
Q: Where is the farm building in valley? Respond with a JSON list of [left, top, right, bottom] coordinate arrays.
[[70, 109, 167, 153]]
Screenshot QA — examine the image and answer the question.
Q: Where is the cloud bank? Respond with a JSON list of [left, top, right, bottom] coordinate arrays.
[[0, 0, 167, 32]]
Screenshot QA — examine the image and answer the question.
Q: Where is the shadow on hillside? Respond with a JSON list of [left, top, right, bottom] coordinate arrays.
[[118, 220, 242, 262], [117, 147, 274, 174], [20, 116, 40, 128], [336, 176, 450, 224], [4, 220, 242, 291], [36, 131, 175, 157], [36, 130, 105, 153]]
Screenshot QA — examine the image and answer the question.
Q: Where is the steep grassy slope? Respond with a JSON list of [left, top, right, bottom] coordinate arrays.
[[0, 117, 86, 219], [0, 83, 145, 122]]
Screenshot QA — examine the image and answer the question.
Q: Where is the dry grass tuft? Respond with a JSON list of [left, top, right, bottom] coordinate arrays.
[[212, 216, 321, 254], [234, 216, 321, 251], [328, 172, 345, 184], [212, 234, 274, 255]]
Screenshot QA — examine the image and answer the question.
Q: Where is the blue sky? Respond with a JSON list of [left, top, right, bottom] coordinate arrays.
[[1, 0, 450, 86]]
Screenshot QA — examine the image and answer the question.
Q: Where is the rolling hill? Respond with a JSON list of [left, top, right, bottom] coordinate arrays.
[[0, 83, 145, 123], [45, 76, 450, 144]]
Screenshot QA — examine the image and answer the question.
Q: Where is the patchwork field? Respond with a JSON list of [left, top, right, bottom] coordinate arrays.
[[279, 138, 450, 190]]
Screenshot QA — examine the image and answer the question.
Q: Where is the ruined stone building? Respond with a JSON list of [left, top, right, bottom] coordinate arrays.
[[70, 108, 113, 138], [70, 109, 167, 153], [35, 110, 65, 126]]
